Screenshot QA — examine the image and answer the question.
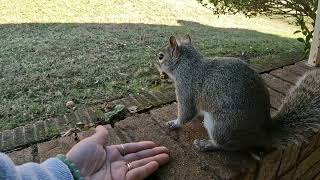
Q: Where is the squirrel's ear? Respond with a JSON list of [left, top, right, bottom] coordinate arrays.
[[169, 36, 180, 58], [184, 34, 191, 44], [169, 36, 178, 48]]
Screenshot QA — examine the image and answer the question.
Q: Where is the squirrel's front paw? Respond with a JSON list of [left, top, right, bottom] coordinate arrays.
[[166, 119, 181, 130]]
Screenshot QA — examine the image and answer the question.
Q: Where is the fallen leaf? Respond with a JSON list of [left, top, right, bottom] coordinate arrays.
[[114, 104, 125, 113], [127, 106, 138, 113], [61, 127, 81, 137], [76, 122, 85, 128], [66, 100, 75, 108]]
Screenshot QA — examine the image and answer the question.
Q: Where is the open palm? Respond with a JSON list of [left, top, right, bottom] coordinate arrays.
[[66, 125, 169, 180]]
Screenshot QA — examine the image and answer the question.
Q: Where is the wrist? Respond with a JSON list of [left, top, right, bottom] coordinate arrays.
[[56, 154, 84, 180]]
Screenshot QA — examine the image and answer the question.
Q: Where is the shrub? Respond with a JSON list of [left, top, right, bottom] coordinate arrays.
[[198, 0, 318, 54]]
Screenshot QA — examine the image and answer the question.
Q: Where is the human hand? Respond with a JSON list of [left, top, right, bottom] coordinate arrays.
[[66, 125, 169, 180]]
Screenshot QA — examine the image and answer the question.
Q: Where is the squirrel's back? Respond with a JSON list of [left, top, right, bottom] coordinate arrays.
[[192, 58, 270, 117]]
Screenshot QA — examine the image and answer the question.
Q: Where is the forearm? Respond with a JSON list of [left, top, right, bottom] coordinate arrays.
[[176, 87, 197, 123], [177, 99, 197, 123], [0, 153, 73, 180]]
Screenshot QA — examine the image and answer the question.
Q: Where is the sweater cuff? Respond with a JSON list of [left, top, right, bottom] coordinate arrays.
[[42, 158, 75, 179], [17, 157, 74, 180]]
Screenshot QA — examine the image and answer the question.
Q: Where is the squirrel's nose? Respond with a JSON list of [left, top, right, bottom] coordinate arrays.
[[160, 72, 169, 80]]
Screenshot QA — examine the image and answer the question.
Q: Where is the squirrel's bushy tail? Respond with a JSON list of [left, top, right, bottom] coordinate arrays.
[[270, 69, 320, 148]]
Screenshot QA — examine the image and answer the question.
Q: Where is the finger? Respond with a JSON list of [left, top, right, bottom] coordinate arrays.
[[130, 153, 169, 169], [90, 125, 109, 146], [124, 146, 169, 162], [95, 125, 108, 135], [126, 161, 159, 180], [115, 141, 157, 154]]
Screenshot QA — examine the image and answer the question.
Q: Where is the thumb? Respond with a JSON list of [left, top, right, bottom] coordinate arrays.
[[91, 125, 109, 146]]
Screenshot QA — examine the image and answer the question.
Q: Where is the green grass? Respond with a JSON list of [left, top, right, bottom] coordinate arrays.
[[0, 0, 304, 130]]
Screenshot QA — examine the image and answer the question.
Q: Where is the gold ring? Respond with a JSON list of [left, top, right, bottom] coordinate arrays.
[[120, 144, 126, 155], [127, 162, 133, 171]]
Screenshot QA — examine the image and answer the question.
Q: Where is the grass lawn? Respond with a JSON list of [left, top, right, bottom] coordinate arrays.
[[0, 0, 304, 130]]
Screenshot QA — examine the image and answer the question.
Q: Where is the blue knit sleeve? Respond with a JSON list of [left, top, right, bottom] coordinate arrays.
[[0, 152, 74, 180]]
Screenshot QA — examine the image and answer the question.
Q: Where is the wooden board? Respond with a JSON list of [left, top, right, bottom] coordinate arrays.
[[308, 0, 320, 66], [295, 61, 315, 70], [268, 87, 285, 109], [270, 68, 300, 85], [261, 74, 292, 95], [283, 64, 309, 76]]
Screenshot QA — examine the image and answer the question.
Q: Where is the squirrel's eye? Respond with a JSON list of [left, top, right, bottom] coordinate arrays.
[[158, 53, 164, 60]]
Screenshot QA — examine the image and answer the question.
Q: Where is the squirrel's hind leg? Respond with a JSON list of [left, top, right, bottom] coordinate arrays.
[[193, 111, 223, 151], [202, 111, 216, 140], [193, 139, 223, 151]]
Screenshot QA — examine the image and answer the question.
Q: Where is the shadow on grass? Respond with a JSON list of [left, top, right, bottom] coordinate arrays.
[[0, 20, 304, 130]]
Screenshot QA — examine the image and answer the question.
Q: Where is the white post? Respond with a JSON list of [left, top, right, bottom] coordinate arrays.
[[308, 0, 320, 66]]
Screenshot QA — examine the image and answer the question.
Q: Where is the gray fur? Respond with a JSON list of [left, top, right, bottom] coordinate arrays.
[[156, 35, 320, 151], [271, 70, 320, 148]]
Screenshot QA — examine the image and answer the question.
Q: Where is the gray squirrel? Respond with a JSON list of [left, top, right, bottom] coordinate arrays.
[[155, 35, 320, 151]]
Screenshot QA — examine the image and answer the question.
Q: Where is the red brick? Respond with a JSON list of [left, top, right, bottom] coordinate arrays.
[[86, 107, 98, 123], [35, 121, 46, 141], [142, 92, 163, 105], [131, 94, 153, 110], [24, 124, 36, 144], [37, 135, 78, 162], [13, 126, 25, 147], [75, 109, 90, 124], [2, 130, 14, 151], [64, 113, 78, 127], [0, 132, 2, 150], [113, 98, 129, 107], [7, 147, 33, 165]]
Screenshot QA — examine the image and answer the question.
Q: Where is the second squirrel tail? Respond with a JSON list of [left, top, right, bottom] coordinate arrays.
[[270, 69, 320, 149]]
